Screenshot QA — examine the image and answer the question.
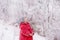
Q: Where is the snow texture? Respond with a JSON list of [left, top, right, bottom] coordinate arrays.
[[0, 0, 60, 40]]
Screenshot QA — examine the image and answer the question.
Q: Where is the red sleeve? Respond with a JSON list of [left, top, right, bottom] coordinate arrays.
[[28, 24, 34, 35]]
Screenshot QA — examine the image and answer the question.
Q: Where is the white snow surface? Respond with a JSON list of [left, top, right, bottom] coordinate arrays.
[[0, 20, 48, 40]]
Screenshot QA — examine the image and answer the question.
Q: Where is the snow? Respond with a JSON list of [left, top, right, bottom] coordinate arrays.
[[0, 20, 14, 40], [0, 20, 48, 40], [33, 32, 48, 40], [0, 0, 60, 40]]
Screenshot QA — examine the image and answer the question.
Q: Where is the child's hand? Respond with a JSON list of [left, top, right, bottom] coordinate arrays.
[[29, 32, 34, 36], [29, 34, 33, 36], [32, 32, 34, 35]]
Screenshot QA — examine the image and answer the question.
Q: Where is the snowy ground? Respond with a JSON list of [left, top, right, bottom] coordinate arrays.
[[0, 20, 48, 40], [33, 32, 48, 40]]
